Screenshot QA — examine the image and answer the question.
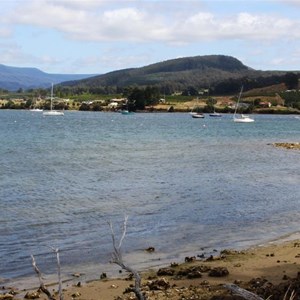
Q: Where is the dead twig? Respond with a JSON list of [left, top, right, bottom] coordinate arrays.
[[224, 284, 264, 300], [31, 255, 55, 300], [49, 247, 63, 300], [108, 216, 145, 300], [31, 247, 63, 300]]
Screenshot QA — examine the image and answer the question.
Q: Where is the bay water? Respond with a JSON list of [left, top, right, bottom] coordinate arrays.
[[0, 110, 299, 287]]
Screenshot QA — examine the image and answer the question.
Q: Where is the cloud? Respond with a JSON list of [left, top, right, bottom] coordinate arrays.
[[6, 0, 299, 45], [174, 11, 300, 42], [0, 26, 12, 38], [279, 0, 300, 7], [1, 0, 300, 73]]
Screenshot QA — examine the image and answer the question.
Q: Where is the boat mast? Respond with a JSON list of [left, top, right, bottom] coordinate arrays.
[[234, 86, 243, 118], [50, 83, 54, 111]]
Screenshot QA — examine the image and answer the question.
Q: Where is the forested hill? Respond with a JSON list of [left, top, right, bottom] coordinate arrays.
[[59, 55, 289, 94]]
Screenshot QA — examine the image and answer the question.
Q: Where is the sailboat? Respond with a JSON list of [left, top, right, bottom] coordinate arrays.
[[233, 86, 254, 123], [43, 83, 64, 116], [208, 95, 221, 117], [30, 107, 43, 112], [190, 98, 204, 118], [209, 109, 222, 117]]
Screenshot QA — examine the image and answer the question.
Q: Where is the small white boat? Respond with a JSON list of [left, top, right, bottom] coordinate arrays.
[[234, 114, 254, 123], [191, 112, 205, 118], [43, 110, 64, 116], [43, 83, 64, 116], [30, 108, 43, 112], [233, 86, 254, 123], [209, 111, 222, 117], [190, 98, 204, 118]]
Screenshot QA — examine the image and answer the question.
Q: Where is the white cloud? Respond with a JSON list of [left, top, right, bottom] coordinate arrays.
[[7, 0, 300, 44], [0, 26, 12, 38], [279, 0, 300, 7], [1, 0, 300, 72], [174, 11, 300, 42]]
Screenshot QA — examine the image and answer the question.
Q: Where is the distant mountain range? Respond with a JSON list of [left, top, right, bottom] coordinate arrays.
[[1, 55, 298, 93], [0, 64, 96, 91]]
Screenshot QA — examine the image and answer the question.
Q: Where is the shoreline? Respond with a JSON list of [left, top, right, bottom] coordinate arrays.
[[3, 232, 300, 300]]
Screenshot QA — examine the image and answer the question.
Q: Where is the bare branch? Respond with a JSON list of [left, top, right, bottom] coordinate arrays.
[[118, 215, 128, 249], [109, 216, 145, 300], [224, 284, 264, 300], [49, 247, 63, 300], [31, 255, 55, 300]]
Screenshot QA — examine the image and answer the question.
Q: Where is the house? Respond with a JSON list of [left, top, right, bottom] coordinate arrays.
[[108, 102, 119, 109], [259, 101, 272, 108], [108, 98, 127, 109]]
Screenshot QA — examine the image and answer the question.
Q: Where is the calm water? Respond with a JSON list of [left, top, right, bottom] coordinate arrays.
[[0, 110, 299, 286]]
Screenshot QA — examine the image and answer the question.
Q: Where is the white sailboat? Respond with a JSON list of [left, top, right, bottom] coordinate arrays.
[[30, 108, 43, 112], [190, 98, 204, 118], [43, 83, 64, 116], [209, 110, 222, 117], [233, 86, 254, 123]]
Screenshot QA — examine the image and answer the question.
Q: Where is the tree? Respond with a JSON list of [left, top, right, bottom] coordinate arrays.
[[284, 72, 299, 90], [25, 99, 33, 108], [182, 86, 199, 96]]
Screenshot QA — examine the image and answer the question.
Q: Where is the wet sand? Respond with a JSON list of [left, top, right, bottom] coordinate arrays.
[[3, 238, 300, 300]]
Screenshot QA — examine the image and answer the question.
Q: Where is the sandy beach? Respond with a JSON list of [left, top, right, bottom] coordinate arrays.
[[3, 238, 300, 300]]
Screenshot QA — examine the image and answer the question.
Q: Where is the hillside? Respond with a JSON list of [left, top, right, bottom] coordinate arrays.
[[60, 55, 289, 93], [0, 64, 96, 91]]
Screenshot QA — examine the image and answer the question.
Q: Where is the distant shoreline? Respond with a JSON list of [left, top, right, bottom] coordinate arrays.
[[0, 107, 300, 114]]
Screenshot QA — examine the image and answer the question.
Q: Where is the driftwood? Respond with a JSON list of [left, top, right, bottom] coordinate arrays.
[[224, 284, 264, 300], [50, 247, 63, 300], [31, 247, 63, 300], [31, 255, 55, 300], [225, 283, 297, 300], [109, 216, 145, 300]]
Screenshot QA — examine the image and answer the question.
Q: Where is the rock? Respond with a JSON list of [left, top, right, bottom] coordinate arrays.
[[273, 143, 300, 150], [184, 256, 196, 262], [145, 247, 155, 253], [71, 292, 81, 298], [110, 284, 118, 289], [178, 265, 210, 278], [0, 294, 14, 300], [206, 255, 214, 261], [147, 278, 170, 290], [197, 253, 205, 259], [24, 291, 40, 299], [157, 268, 175, 276], [209, 267, 229, 277], [187, 270, 202, 279], [220, 249, 241, 255], [234, 263, 242, 267], [100, 272, 107, 279], [170, 262, 179, 267]]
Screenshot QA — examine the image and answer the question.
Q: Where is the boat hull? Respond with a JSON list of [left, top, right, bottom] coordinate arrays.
[[191, 113, 205, 118], [209, 113, 222, 117], [43, 111, 64, 116], [233, 117, 254, 123]]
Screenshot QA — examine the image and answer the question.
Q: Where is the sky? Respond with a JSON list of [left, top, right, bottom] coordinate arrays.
[[1, 0, 300, 75]]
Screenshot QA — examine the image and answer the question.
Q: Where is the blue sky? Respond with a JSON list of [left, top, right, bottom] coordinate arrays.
[[1, 0, 300, 74]]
